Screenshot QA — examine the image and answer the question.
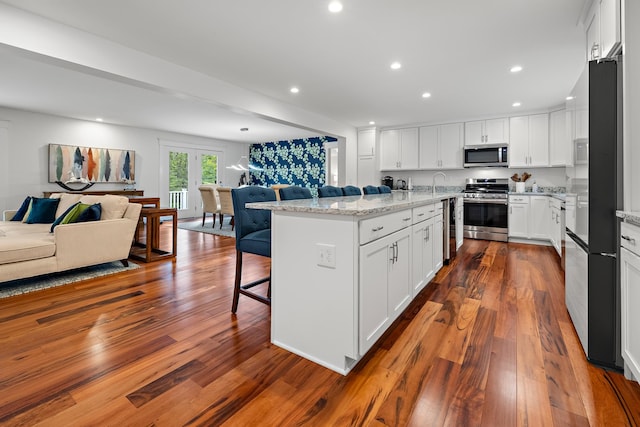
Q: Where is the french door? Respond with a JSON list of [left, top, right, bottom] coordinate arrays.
[[160, 142, 224, 219]]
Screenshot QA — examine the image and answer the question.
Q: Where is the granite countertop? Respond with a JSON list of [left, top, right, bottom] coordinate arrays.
[[246, 191, 461, 217], [509, 192, 566, 201], [617, 211, 640, 226]]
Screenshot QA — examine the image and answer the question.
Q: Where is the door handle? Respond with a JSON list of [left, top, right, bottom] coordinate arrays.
[[600, 252, 617, 258]]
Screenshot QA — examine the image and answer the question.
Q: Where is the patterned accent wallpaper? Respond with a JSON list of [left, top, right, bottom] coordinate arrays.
[[249, 136, 336, 192]]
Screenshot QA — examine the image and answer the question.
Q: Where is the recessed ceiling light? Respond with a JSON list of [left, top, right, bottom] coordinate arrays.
[[96, 118, 103, 122], [512, 102, 521, 107], [369, 121, 376, 125], [566, 96, 574, 100], [328, 1, 343, 13], [421, 92, 431, 99], [240, 127, 249, 132], [290, 87, 299, 94], [510, 65, 523, 73], [390, 62, 402, 70]]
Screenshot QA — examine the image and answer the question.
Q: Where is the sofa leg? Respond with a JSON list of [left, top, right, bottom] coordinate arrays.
[[121, 259, 129, 267]]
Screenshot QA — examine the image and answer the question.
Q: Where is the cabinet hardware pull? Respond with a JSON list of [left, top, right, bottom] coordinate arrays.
[[372, 226, 384, 232], [600, 252, 617, 258], [394, 242, 399, 262], [417, 213, 425, 217], [403, 217, 411, 222], [622, 235, 636, 245]]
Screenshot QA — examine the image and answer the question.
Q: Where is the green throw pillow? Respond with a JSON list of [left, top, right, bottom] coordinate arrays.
[[60, 203, 91, 225]]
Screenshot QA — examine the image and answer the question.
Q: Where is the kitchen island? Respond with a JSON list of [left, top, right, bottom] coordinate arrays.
[[247, 191, 458, 374]]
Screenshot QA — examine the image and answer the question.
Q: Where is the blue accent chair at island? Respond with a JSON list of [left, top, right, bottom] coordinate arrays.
[[342, 185, 362, 196], [231, 186, 277, 313], [278, 185, 313, 201], [362, 185, 380, 195], [317, 185, 343, 198], [378, 185, 392, 194]]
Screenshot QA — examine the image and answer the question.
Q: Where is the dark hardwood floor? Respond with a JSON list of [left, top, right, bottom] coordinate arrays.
[[1, 224, 639, 426]]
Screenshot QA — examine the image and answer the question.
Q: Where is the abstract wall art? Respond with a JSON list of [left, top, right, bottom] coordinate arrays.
[[48, 144, 135, 183]]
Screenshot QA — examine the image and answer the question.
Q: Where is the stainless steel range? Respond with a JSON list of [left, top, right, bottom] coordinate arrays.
[[462, 178, 509, 242]]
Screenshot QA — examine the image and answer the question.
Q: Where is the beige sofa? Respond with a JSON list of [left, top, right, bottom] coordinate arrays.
[[0, 193, 142, 283]]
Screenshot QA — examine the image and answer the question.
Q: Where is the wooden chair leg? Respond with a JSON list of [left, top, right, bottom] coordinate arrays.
[[231, 216, 235, 231], [219, 213, 224, 229], [202, 212, 206, 227], [232, 250, 242, 313]]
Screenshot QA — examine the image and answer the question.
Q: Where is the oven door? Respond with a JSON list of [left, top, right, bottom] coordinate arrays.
[[463, 198, 509, 241]]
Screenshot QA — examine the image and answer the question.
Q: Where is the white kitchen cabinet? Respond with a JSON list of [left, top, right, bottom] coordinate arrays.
[[530, 196, 549, 240], [380, 128, 419, 170], [357, 156, 376, 188], [456, 197, 464, 250], [358, 128, 376, 157], [586, 0, 621, 60], [433, 208, 444, 272], [360, 226, 411, 354], [419, 123, 464, 169], [508, 195, 529, 238], [411, 217, 434, 296], [620, 222, 640, 383], [586, 1, 601, 60], [549, 198, 563, 257], [465, 118, 509, 145], [509, 114, 549, 167], [550, 109, 571, 166]]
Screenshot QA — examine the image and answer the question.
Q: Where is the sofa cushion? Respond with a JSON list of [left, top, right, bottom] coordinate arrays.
[[25, 198, 60, 224], [78, 195, 127, 220], [10, 196, 33, 222], [0, 235, 55, 264], [50, 193, 83, 218]]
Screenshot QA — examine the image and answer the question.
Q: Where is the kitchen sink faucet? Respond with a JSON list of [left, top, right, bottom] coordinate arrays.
[[432, 172, 446, 197]]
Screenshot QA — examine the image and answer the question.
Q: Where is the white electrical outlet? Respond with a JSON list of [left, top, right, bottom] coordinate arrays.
[[317, 243, 336, 268]]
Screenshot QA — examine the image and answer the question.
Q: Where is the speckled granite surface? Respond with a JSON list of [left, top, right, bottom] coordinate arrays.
[[246, 191, 461, 216], [617, 211, 640, 226]]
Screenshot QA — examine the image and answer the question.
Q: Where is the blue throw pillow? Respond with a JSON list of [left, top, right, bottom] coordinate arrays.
[[25, 198, 60, 224], [50, 202, 80, 232], [75, 203, 102, 223], [11, 196, 32, 221]]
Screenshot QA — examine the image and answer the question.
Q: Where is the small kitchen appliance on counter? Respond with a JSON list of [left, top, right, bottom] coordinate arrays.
[[381, 176, 394, 188]]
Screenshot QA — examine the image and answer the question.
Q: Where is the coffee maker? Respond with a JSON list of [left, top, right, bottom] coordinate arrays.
[[381, 176, 394, 188]]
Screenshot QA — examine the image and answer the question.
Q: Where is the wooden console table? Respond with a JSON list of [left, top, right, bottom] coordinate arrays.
[[43, 190, 145, 198], [129, 207, 177, 263]]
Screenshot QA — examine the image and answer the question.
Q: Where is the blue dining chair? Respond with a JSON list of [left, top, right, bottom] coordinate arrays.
[[278, 185, 312, 200], [378, 185, 392, 194], [231, 186, 277, 313], [363, 185, 380, 195], [317, 185, 343, 198], [342, 185, 362, 196]]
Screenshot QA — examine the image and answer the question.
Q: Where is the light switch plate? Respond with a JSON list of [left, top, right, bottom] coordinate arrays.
[[317, 243, 336, 268]]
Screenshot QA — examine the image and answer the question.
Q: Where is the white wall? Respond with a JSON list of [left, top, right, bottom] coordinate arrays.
[[0, 107, 248, 211]]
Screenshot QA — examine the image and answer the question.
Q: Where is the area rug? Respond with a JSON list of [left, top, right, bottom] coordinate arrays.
[[177, 217, 235, 238], [0, 261, 140, 299]]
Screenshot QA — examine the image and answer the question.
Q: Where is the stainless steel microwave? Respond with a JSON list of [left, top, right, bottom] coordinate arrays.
[[464, 144, 508, 167]]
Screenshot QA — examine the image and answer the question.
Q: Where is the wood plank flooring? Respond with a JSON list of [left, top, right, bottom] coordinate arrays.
[[1, 225, 639, 426]]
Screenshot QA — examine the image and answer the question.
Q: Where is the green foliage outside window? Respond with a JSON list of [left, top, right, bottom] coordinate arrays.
[[201, 154, 218, 185], [169, 152, 188, 191]]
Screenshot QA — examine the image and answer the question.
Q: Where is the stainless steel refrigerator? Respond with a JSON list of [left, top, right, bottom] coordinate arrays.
[[565, 57, 623, 370]]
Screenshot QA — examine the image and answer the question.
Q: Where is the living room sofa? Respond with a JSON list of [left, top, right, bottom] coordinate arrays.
[[0, 193, 142, 283]]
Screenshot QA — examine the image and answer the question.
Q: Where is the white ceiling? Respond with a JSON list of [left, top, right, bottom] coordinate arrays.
[[0, 0, 588, 143]]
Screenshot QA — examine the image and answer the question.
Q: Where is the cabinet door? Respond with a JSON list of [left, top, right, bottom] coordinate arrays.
[[419, 126, 440, 169], [399, 128, 419, 169], [439, 123, 464, 169], [508, 202, 529, 238], [359, 236, 392, 354], [464, 121, 484, 145], [529, 114, 549, 167], [529, 196, 549, 240], [433, 213, 444, 271], [600, 0, 621, 58], [485, 118, 509, 145], [509, 116, 529, 167], [380, 130, 400, 170], [388, 230, 411, 320], [357, 156, 376, 187], [358, 129, 376, 157], [550, 110, 567, 166], [456, 198, 464, 250], [412, 223, 427, 294], [586, 5, 601, 60], [621, 247, 640, 381]]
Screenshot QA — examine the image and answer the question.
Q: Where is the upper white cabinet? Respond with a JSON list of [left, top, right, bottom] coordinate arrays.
[[549, 109, 572, 166], [380, 128, 419, 170], [509, 114, 549, 167], [464, 118, 509, 145], [358, 128, 376, 157], [586, 0, 621, 60], [419, 123, 464, 169]]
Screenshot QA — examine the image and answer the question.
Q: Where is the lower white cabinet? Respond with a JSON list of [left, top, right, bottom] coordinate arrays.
[[549, 198, 563, 256], [411, 218, 434, 295], [433, 210, 444, 271], [620, 222, 640, 383], [456, 197, 464, 249], [360, 226, 411, 354], [530, 196, 550, 240], [508, 195, 529, 238]]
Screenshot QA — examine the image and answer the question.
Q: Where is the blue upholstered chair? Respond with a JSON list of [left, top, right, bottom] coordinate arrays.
[[378, 185, 392, 194], [231, 186, 277, 313], [278, 185, 312, 200], [363, 185, 380, 195], [342, 185, 362, 196], [317, 185, 343, 198]]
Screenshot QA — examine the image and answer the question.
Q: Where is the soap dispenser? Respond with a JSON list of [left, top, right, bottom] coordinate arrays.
[[532, 181, 538, 193]]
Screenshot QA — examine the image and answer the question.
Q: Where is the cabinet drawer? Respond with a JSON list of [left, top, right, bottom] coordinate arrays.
[[509, 195, 529, 204], [621, 222, 640, 254], [360, 209, 412, 245], [412, 203, 438, 224]]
